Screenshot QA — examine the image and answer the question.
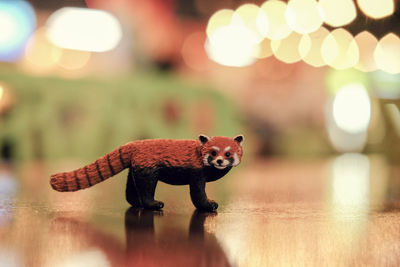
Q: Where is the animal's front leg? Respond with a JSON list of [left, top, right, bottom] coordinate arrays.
[[189, 178, 218, 211]]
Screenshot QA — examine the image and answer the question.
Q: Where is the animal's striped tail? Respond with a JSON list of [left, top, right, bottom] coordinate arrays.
[[50, 143, 133, 192]]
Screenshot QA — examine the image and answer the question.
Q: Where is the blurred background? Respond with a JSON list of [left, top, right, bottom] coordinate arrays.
[[2, 1, 400, 266], [0, 0, 400, 163]]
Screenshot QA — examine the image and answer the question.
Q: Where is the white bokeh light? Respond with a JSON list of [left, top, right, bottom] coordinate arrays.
[[46, 7, 122, 52], [205, 20, 259, 67], [332, 84, 371, 134]]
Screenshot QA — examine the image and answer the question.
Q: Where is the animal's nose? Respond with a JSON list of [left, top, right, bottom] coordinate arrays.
[[217, 159, 223, 165]]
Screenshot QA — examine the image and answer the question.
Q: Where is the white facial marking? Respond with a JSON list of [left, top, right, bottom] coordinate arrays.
[[214, 165, 226, 170], [232, 153, 240, 166], [212, 146, 220, 151], [224, 146, 231, 152], [211, 156, 230, 169], [203, 153, 211, 166]]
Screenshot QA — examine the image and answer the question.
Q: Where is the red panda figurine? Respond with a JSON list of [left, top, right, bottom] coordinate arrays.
[[50, 134, 244, 211]]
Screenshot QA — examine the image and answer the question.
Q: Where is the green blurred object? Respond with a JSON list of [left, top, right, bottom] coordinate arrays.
[[325, 68, 369, 95], [0, 66, 243, 162]]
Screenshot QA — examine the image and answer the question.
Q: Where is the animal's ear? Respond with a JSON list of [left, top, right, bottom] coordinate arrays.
[[233, 134, 244, 146], [198, 134, 210, 145]]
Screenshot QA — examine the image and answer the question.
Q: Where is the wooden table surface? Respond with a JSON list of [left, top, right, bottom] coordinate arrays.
[[1, 154, 400, 267]]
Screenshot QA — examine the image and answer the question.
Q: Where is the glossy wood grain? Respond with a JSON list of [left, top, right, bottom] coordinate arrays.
[[1, 154, 400, 266]]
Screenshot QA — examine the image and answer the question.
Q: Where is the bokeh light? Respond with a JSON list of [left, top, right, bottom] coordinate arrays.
[[332, 83, 371, 134], [321, 28, 359, 70], [374, 33, 400, 74], [258, 0, 292, 40], [318, 0, 356, 27], [205, 21, 259, 67], [46, 7, 122, 52], [299, 26, 329, 67], [256, 38, 273, 59], [19, 28, 63, 75], [357, 0, 394, 19], [206, 9, 235, 39], [271, 32, 303, 64], [234, 4, 265, 43], [56, 49, 91, 70], [354, 31, 378, 72], [0, 0, 36, 62], [285, 0, 323, 34]]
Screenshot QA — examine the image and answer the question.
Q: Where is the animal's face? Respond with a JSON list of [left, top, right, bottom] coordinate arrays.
[[199, 134, 244, 170]]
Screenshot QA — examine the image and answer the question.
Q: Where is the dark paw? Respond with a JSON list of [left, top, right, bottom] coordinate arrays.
[[143, 200, 164, 210], [196, 200, 218, 212], [128, 202, 143, 209]]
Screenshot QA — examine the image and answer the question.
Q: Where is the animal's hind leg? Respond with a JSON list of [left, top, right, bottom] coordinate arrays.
[[126, 168, 143, 208], [126, 168, 164, 210]]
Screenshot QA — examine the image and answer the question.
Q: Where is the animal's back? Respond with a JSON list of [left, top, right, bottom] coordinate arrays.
[[131, 139, 203, 169]]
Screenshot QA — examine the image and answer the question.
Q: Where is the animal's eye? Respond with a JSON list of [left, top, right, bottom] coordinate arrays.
[[225, 152, 231, 157], [211, 151, 217, 157]]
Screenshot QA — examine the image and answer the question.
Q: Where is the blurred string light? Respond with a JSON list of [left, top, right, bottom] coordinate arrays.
[[234, 4, 266, 43], [206, 9, 235, 38], [205, 24, 259, 67], [299, 26, 329, 67], [256, 38, 273, 59], [205, 0, 399, 73], [354, 31, 378, 72], [258, 0, 292, 40], [321, 28, 359, 70], [374, 33, 400, 74], [45, 7, 122, 52], [205, 8, 260, 67], [357, 0, 394, 19], [0, 86, 3, 102], [271, 32, 303, 63], [0, 0, 36, 62], [285, 0, 323, 34], [318, 0, 356, 27], [332, 83, 371, 134]]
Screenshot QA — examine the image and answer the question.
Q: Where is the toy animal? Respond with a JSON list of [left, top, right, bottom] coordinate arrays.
[[50, 134, 244, 211]]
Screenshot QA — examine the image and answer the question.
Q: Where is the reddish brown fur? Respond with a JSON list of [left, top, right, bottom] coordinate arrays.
[[130, 139, 203, 169], [50, 143, 133, 192], [50, 137, 243, 192]]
